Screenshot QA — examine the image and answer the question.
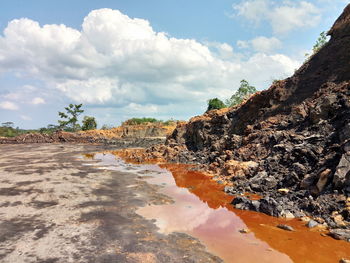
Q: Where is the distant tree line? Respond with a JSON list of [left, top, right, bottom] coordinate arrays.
[[122, 117, 176, 126], [0, 122, 37, 137]]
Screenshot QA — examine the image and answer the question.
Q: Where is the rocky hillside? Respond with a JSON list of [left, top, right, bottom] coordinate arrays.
[[139, 4, 350, 239]]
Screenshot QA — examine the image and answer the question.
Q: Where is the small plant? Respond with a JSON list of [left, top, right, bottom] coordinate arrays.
[[82, 116, 97, 131], [206, 98, 226, 112], [225, 79, 257, 107], [305, 31, 329, 59]]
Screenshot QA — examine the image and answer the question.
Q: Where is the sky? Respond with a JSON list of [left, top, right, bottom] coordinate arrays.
[[0, 0, 348, 129]]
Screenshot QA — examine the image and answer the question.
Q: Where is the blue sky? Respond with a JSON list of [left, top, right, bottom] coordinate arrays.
[[0, 0, 348, 129]]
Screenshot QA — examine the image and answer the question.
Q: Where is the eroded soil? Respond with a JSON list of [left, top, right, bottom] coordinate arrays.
[[0, 144, 221, 263]]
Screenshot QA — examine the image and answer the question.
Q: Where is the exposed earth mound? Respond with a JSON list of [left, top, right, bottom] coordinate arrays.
[[131, 4, 350, 239], [80, 122, 176, 139], [0, 131, 96, 144], [0, 123, 176, 147]]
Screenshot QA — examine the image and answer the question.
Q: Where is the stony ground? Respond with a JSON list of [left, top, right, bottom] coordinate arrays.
[[0, 144, 221, 263]]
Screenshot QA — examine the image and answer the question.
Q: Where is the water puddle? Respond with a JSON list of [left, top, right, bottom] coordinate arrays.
[[82, 153, 350, 263]]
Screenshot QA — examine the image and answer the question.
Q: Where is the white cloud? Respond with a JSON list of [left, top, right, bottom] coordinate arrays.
[[125, 103, 159, 114], [239, 53, 299, 84], [238, 36, 282, 53], [31, 97, 45, 105], [232, 0, 321, 34], [205, 42, 235, 59], [0, 8, 302, 122], [1, 85, 48, 106], [251, 36, 282, 53], [0, 101, 19, 110], [232, 0, 270, 24], [270, 2, 321, 34]]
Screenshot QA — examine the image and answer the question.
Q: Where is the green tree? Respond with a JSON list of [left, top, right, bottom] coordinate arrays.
[[305, 31, 328, 59], [58, 104, 84, 131], [225, 79, 257, 107], [1, 122, 14, 128], [206, 98, 226, 112], [82, 116, 97, 131]]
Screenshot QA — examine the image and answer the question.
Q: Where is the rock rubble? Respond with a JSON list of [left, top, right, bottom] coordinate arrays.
[[136, 4, 350, 240]]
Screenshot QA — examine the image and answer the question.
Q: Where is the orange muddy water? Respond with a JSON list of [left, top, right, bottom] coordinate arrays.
[[86, 153, 350, 263]]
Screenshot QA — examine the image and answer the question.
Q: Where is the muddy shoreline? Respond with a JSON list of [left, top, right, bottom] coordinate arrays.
[[0, 144, 221, 263]]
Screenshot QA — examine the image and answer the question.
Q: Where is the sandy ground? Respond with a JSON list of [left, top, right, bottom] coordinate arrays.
[[0, 144, 221, 263]]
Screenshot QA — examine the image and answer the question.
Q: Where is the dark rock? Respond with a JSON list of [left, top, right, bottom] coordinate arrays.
[[262, 177, 278, 189], [300, 174, 317, 189], [277, 224, 295, 231], [293, 162, 307, 176], [259, 197, 279, 217], [273, 144, 293, 153], [329, 229, 350, 242], [344, 142, 350, 152], [251, 200, 260, 211], [250, 183, 262, 192], [333, 153, 350, 188], [339, 123, 350, 142], [231, 196, 252, 210]]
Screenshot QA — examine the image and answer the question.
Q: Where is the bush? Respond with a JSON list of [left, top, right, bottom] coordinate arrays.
[[206, 98, 226, 112], [123, 117, 160, 125], [82, 116, 97, 131]]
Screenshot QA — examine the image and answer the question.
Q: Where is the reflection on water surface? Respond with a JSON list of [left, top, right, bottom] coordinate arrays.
[[83, 153, 350, 263]]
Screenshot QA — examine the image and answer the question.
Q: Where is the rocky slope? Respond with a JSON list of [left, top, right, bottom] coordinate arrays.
[[136, 4, 350, 239]]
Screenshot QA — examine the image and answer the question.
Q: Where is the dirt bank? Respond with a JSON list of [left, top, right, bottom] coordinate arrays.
[[0, 144, 221, 263], [80, 122, 177, 139], [0, 130, 165, 148]]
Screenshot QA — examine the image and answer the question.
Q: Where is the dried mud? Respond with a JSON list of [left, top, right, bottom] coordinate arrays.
[[0, 144, 221, 263]]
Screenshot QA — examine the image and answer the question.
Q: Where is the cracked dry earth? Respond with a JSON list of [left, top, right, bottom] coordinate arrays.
[[0, 144, 221, 263]]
